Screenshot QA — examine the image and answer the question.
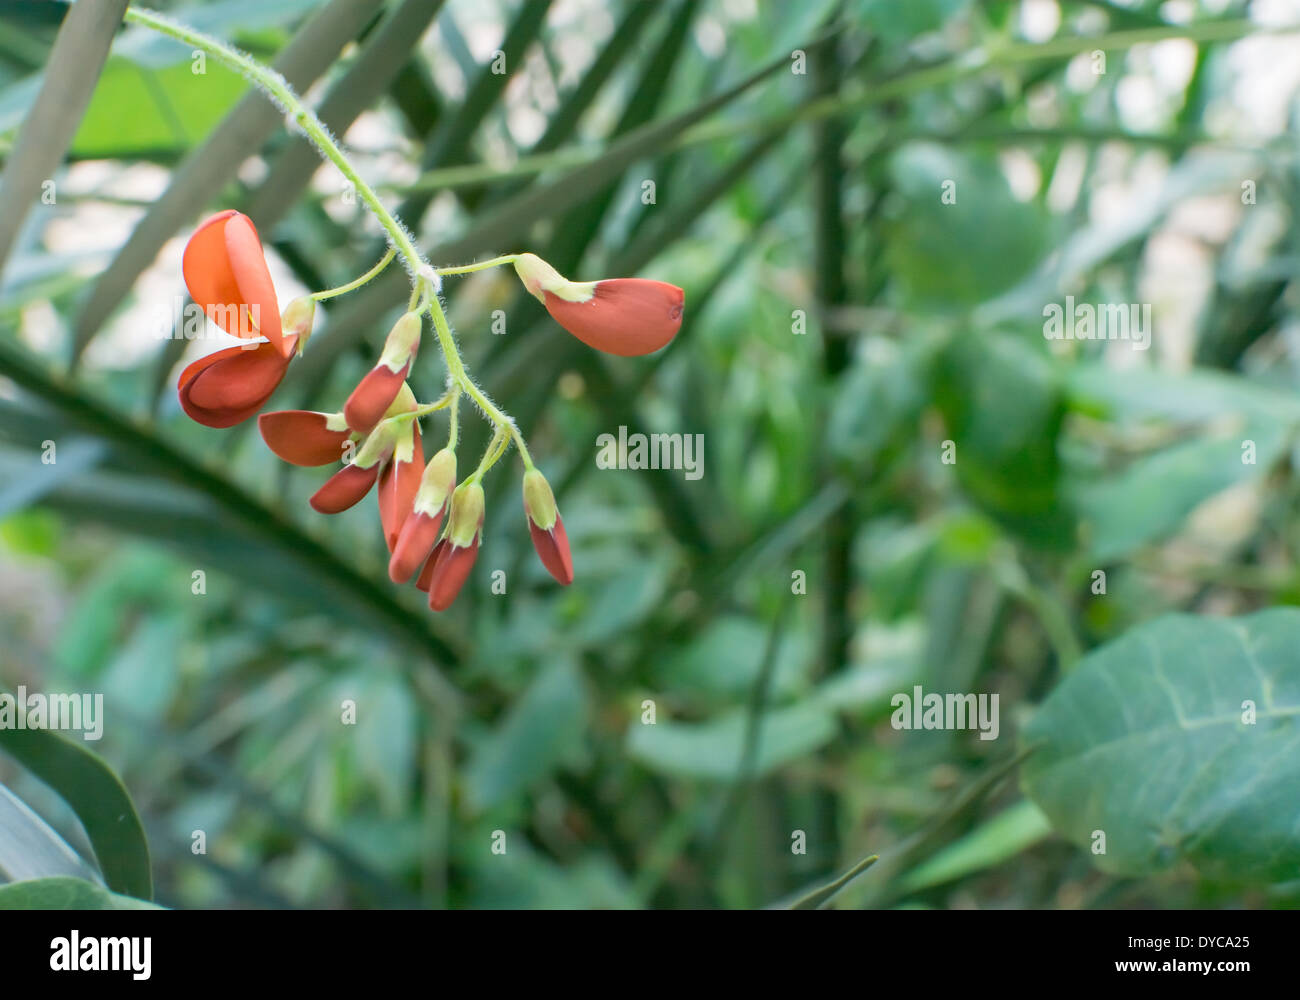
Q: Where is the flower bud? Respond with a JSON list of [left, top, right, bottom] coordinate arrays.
[[522, 468, 573, 585], [343, 311, 422, 434], [426, 482, 485, 611]]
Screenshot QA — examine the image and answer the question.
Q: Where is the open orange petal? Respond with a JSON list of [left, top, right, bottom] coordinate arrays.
[[258, 410, 352, 466], [309, 462, 380, 514], [178, 336, 294, 428], [544, 279, 683, 356], [182, 210, 287, 356]]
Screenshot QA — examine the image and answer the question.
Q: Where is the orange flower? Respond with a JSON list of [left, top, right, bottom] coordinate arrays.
[[183, 210, 290, 358], [426, 482, 484, 611], [514, 252, 683, 356], [389, 448, 456, 583], [522, 468, 573, 585], [178, 336, 296, 428], [258, 410, 353, 466]]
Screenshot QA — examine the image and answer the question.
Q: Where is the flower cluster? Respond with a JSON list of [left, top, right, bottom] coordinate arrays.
[[178, 210, 684, 609]]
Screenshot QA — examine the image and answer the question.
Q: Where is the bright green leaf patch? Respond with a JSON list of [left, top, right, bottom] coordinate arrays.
[[1022, 609, 1300, 882], [71, 56, 248, 158], [0, 876, 159, 910]]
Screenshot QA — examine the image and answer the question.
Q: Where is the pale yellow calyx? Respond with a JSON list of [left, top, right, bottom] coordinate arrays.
[[281, 296, 316, 354], [353, 420, 397, 468], [512, 253, 596, 305], [522, 468, 558, 531], [324, 411, 351, 433], [446, 482, 485, 547], [392, 420, 417, 464], [384, 382, 418, 419], [378, 311, 422, 371], [415, 448, 456, 515]]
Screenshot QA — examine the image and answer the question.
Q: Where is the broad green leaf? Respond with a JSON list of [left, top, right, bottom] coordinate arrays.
[[626, 702, 837, 780], [463, 660, 588, 811], [0, 784, 101, 884], [0, 719, 151, 899], [1022, 609, 1300, 882], [0, 876, 159, 909], [70, 56, 249, 157]]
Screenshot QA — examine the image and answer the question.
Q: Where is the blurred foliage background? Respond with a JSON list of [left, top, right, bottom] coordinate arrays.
[[2, 0, 1300, 909]]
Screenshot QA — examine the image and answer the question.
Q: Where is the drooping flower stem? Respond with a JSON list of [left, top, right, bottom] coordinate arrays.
[[312, 248, 395, 301], [123, 5, 528, 464], [435, 254, 520, 277]]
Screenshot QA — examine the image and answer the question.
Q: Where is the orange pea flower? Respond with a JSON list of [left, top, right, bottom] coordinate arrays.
[[178, 337, 296, 428], [344, 311, 421, 435], [183, 210, 291, 357], [514, 252, 683, 356]]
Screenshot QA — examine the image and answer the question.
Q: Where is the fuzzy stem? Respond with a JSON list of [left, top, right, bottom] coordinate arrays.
[[312, 248, 396, 301], [123, 5, 530, 470]]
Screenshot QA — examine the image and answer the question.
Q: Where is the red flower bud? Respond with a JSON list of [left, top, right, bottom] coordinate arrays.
[[343, 311, 422, 434], [377, 423, 424, 553], [183, 210, 289, 357], [258, 410, 353, 466], [389, 448, 456, 583], [426, 482, 484, 611], [522, 468, 573, 585], [178, 335, 296, 428]]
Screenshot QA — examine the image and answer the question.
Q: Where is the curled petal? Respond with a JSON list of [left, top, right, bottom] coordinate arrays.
[[528, 513, 574, 586], [178, 336, 294, 428], [389, 507, 445, 584], [258, 410, 352, 466], [182, 210, 286, 356], [310, 462, 380, 514], [344, 361, 410, 436], [427, 538, 481, 611], [377, 426, 424, 553], [544, 278, 683, 356]]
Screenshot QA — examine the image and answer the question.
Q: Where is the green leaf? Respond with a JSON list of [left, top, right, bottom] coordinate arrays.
[[899, 799, 1053, 893], [0, 876, 159, 909], [0, 784, 101, 884], [464, 661, 588, 811], [935, 332, 1072, 546], [1075, 420, 1288, 563], [1022, 609, 1300, 882], [627, 702, 837, 781], [885, 144, 1045, 308], [0, 720, 151, 899]]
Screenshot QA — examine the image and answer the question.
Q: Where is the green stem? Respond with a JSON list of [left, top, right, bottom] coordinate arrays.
[[467, 428, 510, 484], [436, 254, 519, 277], [426, 300, 533, 468], [123, 5, 530, 473], [311, 248, 395, 301]]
